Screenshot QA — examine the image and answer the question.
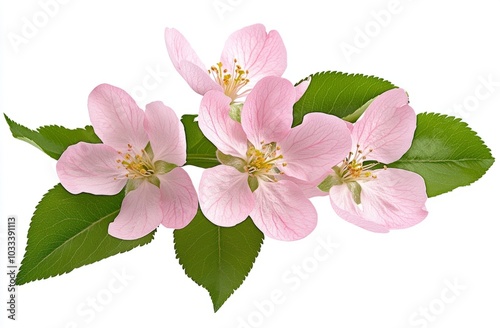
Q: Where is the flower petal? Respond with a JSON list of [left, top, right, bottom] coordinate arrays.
[[88, 84, 148, 152], [241, 76, 294, 146], [199, 165, 254, 227], [56, 142, 126, 195], [164, 28, 221, 95], [158, 167, 198, 229], [250, 180, 317, 241], [280, 113, 352, 181], [108, 181, 163, 240], [220, 24, 286, 86], [360, 168, 428, 230], [199, 90, 247, 157], [329, 168, 428, 232], [329, 183, 389, 233], [295, 78, 310, 102], [144, 101, 186, 166], [178, 60, 222, 95], [165, 27, 206, 73], [279, 175, 328, 198], [352, 88, 416, 163]]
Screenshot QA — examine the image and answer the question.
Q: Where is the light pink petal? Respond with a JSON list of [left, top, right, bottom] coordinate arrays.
[[294, 78, 310, 102], [220, 24, 287, 86], [164, 28, 206, 72], [280, 175, 328, 198], [241, 76, 294, 146], [199, 90, 247, 157], [199, 165, 254, 227], [88, 84, 148, 153], [250, 180, 317, 241], [178, 60, 222, 95], [329, 168, 428, 232], [144, 101, 186, 166], [164, 28, 222, 95], [329, 184, 389, 233], [352, 88, 416, 163], [108, 181, 163, 240], [279, 113, 352, 181], [158, 167, 198, 229], [56, 142, 126, 195], [360, 168, 428, 230]]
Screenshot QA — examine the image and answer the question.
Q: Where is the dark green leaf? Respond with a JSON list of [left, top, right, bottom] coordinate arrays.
[[388, 113, 495, 197], [4, 114, 101, 160], [181, 114, 219, 168], [174, 210, 264, 312], [16, 184, 155, 285], [293, 71, 396, 126]]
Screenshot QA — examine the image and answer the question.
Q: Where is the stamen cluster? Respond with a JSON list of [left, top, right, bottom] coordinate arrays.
[[209, 58, 250, 100]]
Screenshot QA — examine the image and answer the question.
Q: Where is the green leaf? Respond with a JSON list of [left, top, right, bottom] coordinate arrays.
[[4, 114, 101, 160], [181, 114, 219, 168], [388, 113, 495, 197], [174, 210, 264, 312], [293, 71, 396, 126], [16, 184, 155, 285]]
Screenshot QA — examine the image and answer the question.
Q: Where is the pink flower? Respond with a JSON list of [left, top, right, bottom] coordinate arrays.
[[165, 24, 287, 102], [322, 88, 428, 233], [198, 76, 351, 241], [56, 84, 198, 240]]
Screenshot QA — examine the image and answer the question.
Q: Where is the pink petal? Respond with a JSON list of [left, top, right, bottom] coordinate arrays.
[[164, 27, 206, 73], [199, 165, 255, 227], [220, 24, 286, 86], [329, 168, 428, 232], [241, 76, 294, 146], [279, 175, 328, 198], [352, 88, 416, 164], [108, 181, 163, 240], [329, 183, 389, 233], [158, 167, 198, 229], [164, 28, 222, 95], [250, 180, 317, 241], [144, 101, 186, 166], [198, 90, 247, 157], [279, 113, 352, 181], [178, 60, 222, 95], [56, 142, 126, 195], [294, 78, 310, 102], [88, 84, 148, 153], [360, 168, 428, 230]]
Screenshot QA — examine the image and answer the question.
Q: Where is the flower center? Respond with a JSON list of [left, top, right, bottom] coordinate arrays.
[[336, 144, 382, 182], [116, 144, 155, 180], [209, 58, 250, 101], [245, 142, 286, 182]]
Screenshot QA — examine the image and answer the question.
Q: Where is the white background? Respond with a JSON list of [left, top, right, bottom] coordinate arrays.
[[1, 1, 499, 327]]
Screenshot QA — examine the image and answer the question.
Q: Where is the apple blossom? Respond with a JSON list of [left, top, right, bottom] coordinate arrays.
[[198, 76, 351, 241], [165, 24, 286, 103], [320, 88, 428, 232], [56, 84, 198, 240]]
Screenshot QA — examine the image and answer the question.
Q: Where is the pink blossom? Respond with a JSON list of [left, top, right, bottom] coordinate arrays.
[[56, 84, 198, 240], [198, 76, 351, 241], [322, 88, 428, 232], [165, 24, 287, 102]]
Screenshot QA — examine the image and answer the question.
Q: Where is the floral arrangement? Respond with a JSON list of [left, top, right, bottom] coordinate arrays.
[[5, 24, 494, 311]]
